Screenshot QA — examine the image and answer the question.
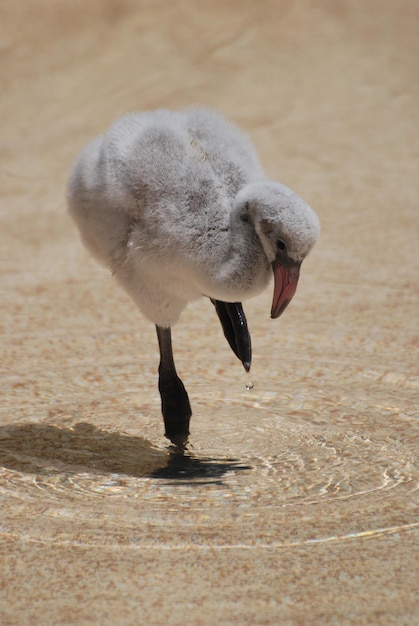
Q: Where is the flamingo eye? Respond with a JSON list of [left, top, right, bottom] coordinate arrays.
[[276, 239, 287, 252]]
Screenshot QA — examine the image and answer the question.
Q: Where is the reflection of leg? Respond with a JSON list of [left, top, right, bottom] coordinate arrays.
[[156, 325, 191, 447], [211, 300, 252, 372]]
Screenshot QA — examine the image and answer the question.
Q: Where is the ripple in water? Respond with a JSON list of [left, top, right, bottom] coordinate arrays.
[[0, 396, 417, 549]]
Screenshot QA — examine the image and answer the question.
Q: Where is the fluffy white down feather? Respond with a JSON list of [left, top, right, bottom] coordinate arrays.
[[67, 107, 319, 327]]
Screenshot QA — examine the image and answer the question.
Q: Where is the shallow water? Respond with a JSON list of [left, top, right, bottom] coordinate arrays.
[[1, 305, 418, 626], [1, 385, 417, 553]]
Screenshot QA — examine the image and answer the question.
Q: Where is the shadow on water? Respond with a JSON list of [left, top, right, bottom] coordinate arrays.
[[150, 453, 251, 482], [0, 422, 251, 483]]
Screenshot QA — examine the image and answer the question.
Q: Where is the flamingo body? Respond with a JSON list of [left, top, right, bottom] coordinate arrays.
[[67, 107, 319, 445]]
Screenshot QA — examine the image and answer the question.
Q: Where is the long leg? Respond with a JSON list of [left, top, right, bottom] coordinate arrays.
[[211, 300, 252, 372], [156, 325, 192, 447]]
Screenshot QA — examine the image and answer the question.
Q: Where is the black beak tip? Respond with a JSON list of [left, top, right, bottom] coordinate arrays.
[[271, 300, 291, 320]]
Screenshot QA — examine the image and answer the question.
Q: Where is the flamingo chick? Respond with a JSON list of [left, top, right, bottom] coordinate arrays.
[[67, 107, 319, 446]]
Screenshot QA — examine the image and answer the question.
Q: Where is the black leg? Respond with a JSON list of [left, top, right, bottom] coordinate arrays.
[[211, 300, 252, 372], [156, 325, 192, 447]]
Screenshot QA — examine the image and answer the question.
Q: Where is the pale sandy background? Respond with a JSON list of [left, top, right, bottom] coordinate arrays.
[[1, 1, 418, 625]]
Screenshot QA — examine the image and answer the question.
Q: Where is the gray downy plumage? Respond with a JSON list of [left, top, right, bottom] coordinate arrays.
[[67, 106, 320, 446]]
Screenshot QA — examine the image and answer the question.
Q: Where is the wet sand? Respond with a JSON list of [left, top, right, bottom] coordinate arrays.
[[1, 1, 418, 624]]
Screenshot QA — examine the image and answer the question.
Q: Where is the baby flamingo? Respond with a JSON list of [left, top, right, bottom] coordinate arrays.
[[67, 107, 319, 446]]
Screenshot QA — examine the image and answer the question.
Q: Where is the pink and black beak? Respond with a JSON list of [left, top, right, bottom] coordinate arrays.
[[271, 255, 301, 319]]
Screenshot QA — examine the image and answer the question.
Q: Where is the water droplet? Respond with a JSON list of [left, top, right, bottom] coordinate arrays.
[[245, 381, 254, 391]]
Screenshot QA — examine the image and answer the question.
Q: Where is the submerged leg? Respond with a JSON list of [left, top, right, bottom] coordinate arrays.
[[156, 325, 192, 447], [211, 300, 252, 372]]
